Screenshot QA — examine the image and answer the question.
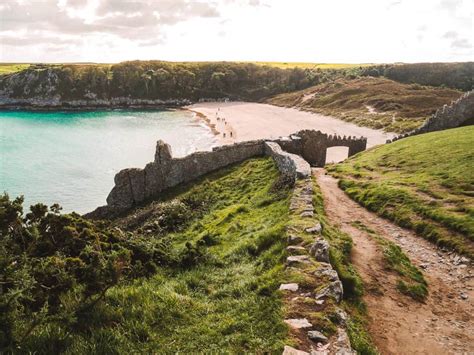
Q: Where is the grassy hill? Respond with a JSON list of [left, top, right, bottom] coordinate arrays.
[[267, 77, 462, 133], [2, 157, 294, 353], [328, 126, 474, 257]]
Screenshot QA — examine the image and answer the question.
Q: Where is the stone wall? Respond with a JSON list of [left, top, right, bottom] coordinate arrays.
[[104, 140, 266, 214], [388, 90, 474, 143], [87, 129, 368, 217], [275, 130, 367, 166], [264, 142, 311, 179]]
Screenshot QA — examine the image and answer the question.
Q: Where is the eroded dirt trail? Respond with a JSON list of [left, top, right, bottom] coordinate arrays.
[[313, 168, 474, 355]]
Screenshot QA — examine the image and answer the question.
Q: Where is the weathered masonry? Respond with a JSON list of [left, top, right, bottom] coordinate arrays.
[[275, 130, 367, 167], [389, 90, 474, 143], [87, 130, 367, 217]]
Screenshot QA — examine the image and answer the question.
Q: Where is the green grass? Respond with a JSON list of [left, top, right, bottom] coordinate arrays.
[[311, 178, 378, 355], [352, 221, 428, 301], [328, 126, 474, 258], [0, 63, 30, 74], [22, 158, 292, 353]]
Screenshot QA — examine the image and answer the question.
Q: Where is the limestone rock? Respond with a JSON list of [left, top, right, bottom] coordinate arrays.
[[315, 281, 344, 303], [288, 234, 303, 245], [285, 318, 313, 329], [287, 255, 311, 267], [300, 210, 314, 218], [307, 330, 328, 343], [279, 283, 299, 292], [309, 238, 330, 263], [306, 223, 322, 234], [283, 345, 310, 355]]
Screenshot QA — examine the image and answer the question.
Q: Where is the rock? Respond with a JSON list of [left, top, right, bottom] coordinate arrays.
[[332, 328, 356, 354], [287, 245, 307, 255], [460, 293, 468, 300], [315, 281, 344, 303], [307, 330, 328, 343], [279, 283, 299, 292], [306, 223, 322, 234], [318, 268, 339, 282], [287, 255, 311, 267], [285, 318, 313, 329], [283, 345, 310, 355], [300, 210, 314, 218], [333, 309, 348, 325], [419, 263, 429, 270], [288, 234, 304, 245], [309, 238, 330, 263]]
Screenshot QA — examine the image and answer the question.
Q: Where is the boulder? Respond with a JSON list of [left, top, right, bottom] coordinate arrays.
[[309, 238, 330, 263], [315, 281, 344, 303], [285, 318, 313, 329], [279, 283, 299, 292], [307, 330, 328, 343], [306, 223, 322, 234]]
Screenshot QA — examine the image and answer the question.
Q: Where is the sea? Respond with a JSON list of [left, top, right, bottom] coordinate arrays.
[[0, 109, 216, 214]]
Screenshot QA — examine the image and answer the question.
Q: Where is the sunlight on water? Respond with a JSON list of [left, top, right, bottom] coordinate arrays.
[[0, 110, 216, 213]]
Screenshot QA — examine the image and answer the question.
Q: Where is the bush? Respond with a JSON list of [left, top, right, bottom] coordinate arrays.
[[0, 194, 173, 351]]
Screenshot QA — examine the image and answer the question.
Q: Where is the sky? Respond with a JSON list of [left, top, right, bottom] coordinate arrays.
[[0, 0, 472, 63]]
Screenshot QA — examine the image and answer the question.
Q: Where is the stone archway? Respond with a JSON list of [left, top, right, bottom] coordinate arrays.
[[325, 146, 349, 164]]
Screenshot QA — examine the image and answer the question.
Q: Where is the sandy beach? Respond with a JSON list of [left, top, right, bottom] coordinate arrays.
[[188, 101, 395, 163]]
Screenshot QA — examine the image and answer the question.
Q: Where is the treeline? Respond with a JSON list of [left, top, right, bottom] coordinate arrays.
[[0, 61, 471, 105], [0, 61, 343, 102], [359, 62, 473, 92]]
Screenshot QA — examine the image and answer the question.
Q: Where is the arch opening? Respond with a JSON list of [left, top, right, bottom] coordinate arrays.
[[325, 146, 349, 165]]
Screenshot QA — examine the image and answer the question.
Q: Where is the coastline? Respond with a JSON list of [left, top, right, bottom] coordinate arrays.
[[187, 101, 395, 148]]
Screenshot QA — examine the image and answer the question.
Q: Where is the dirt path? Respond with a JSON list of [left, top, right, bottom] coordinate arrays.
[[314, 169, 474, 355]]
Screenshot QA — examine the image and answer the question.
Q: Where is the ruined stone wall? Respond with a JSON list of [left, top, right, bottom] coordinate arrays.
[[389, 90, 474, 143], [264, 142, 311, 179], [105, 140, 266, 213], [275, 130, 367, 166], [87, 129, 368, 217]]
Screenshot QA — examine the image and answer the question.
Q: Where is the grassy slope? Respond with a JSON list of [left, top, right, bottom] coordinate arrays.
[[0, 63, 30, 74], [328, 126, 474, 257], [27, 158, 291, 353], [267, 77, 461, 133]]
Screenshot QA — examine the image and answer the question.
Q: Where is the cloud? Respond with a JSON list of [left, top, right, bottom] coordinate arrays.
[[0, 0, 220, 45], [443, 31, 458, 39], [451, 38, 471, 49]]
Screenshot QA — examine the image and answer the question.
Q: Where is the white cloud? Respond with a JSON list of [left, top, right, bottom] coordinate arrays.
[[0, 0, 472, 63]]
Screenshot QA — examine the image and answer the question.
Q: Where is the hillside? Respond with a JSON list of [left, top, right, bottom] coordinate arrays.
[[267, 77, 462, 133], [327, 126, 474, 257]]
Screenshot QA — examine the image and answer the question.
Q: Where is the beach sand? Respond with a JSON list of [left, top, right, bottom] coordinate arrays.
[[188, 101, 395, 163]]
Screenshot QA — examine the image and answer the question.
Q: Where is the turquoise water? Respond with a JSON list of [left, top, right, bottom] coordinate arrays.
[[0, 110, 216, 213]]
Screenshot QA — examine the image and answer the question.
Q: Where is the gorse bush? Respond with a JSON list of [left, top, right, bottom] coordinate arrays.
[[0, 194, 175, 351]]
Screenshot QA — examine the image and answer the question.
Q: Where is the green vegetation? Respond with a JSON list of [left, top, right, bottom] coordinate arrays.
[[244, 62, 375, 70], [311, 179, 378, 355], [328, 126, 474, 258], [1, 158, 293, 353], [0, 63, 30, 74], [381, 62, 473, 92], [267, 77, 461, 133], [0, 61, 330, 102], [352, 221, 428, 301]]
